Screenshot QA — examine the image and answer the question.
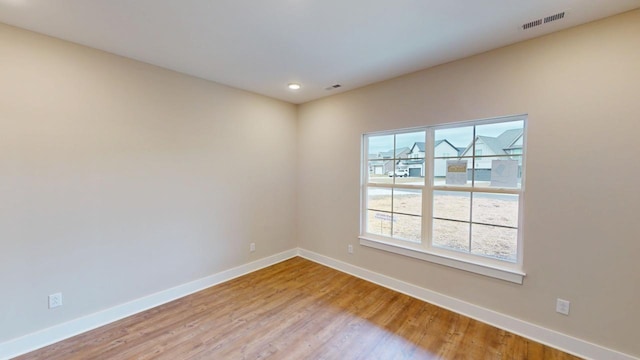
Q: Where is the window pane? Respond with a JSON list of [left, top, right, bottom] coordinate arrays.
[[435, 158, 471, 187], [392, 214, 421, 243], [472, 193, 519, 228], [434, 158, 472, 186], [476, 120, 524, 139], [433, 158, 446, 185], [390, 164, 408, 182], [432, 219, 470, 252], [471, 224, 517, 262], [367, 187, 391, 212], [393, 189, 421, 216], [367, 135, 394, 161], [396, 131, 425, 159], [433, 191, 470, 222], [367, 161, 394, 184], [434, 126, 473, 158], [472, 157, 491, 187], [475, 120, 524, 177], [474, 156, 523, 188], [395, 160, 425, 185], [490, 156, 522, 188], [367, 210, 392, 237]]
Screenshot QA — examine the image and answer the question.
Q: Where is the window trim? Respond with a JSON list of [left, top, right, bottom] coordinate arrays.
[[360, 114, 527, 284], [358, 236, 525, 284]]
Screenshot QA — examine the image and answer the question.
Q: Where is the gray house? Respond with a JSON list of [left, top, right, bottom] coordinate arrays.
[[458, 129, 524, 180]]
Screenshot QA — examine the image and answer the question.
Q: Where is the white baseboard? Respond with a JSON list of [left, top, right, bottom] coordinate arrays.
[[0, 248, 298, 360], [298, 248, 638, 360]]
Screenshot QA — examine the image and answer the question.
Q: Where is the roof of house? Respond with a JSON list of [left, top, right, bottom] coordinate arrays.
[[477, 135, 508, 155], [497, 129, 523, 149], [412, 142, 426, 152], [434, 139, 459, 151], [369, 147, 410, 159], [462, 129, 523, 156]]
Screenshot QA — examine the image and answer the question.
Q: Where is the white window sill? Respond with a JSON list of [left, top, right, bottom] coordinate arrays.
[[358, 236, 525, 284]]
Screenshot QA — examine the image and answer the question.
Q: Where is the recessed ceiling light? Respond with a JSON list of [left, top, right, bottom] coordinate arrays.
[[288, 83, 301, 90]]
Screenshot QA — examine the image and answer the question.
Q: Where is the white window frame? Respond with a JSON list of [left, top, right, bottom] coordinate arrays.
[[359, 114, 527, 284]]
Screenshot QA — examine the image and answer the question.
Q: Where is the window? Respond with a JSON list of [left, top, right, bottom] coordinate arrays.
[[360, 115, 526, 283]]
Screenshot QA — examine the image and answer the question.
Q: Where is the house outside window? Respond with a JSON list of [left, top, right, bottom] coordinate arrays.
[[361, 115, 526, 283]]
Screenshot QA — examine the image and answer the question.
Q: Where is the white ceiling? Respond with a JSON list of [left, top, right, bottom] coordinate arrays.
[[1, 0, 638, 104]]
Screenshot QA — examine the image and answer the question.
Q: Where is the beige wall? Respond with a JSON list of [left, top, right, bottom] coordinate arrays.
[[0, 23, 298, 342], [298, 9, 640, 356]]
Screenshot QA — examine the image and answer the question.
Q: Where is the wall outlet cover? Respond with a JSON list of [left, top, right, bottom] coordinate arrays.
[[48, 293, 63, 309], [556, 298, 570, 315]]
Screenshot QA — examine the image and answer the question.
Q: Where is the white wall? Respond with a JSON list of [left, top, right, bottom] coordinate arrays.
[[0, 23, 297, 342], [298, 9, 640, 357]]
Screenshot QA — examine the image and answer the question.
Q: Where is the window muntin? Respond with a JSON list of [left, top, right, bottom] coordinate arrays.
[[361, 116, 525, 270]]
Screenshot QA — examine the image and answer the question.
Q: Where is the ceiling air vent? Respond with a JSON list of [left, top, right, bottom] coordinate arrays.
[[522, 19, 542, 30], [544, 12, 565, 24], [325, 84, 342, 91], [522, 11, 566, 30]]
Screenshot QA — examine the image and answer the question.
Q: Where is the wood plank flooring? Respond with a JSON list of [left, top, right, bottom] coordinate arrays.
[[16, 257, 581, 359]]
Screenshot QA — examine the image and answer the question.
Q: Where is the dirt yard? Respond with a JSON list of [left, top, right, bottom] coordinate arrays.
[[367, 191, 518, 262]]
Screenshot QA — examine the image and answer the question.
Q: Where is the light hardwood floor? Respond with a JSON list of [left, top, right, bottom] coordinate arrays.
[[16, 257, 581, 359]]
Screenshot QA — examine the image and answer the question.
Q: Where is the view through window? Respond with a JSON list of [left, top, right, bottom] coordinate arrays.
[[362, 116, 525, 267]]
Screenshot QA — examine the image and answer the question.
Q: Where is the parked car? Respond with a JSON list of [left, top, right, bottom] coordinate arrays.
[[388, 169, 409, 177]]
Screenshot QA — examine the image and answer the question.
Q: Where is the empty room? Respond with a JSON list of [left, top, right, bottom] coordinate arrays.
[[1, 1, 639, 359]]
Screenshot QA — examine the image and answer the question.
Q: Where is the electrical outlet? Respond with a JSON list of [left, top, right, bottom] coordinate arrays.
[[347, 244, 354, 254], [556, 298, 570, 315], [48, 293, 63, 309], [250, 243, 256, 252]]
